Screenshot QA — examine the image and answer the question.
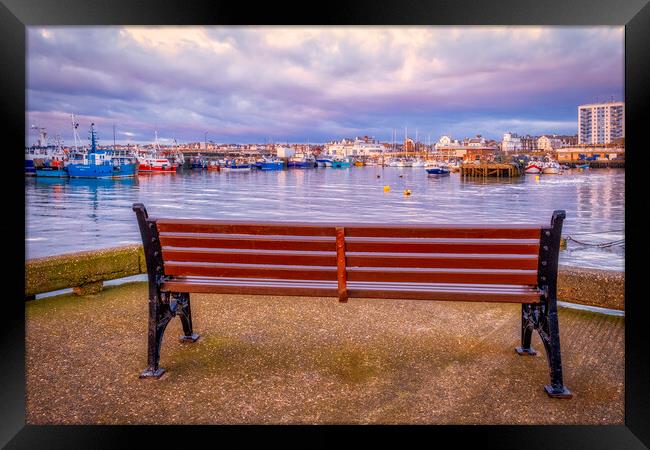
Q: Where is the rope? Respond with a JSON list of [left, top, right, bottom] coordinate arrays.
[[567, 228, 624, 236], [565, 236, 625, 248]]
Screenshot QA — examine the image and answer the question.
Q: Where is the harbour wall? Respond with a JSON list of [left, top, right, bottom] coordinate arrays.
[[24, 245, 624, 311]]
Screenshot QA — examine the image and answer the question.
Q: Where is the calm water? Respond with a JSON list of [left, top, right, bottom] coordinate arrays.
[[25, 167, 625, 271]]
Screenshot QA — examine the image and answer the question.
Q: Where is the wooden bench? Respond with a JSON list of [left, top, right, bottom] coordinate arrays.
[[133, 203, 572, 398]]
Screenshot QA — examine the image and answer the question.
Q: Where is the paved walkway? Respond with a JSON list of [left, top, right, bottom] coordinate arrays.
[[26, 282, 624, 424]]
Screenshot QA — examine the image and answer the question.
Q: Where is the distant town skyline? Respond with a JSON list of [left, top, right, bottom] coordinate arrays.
[[27, 26, 623, 146]]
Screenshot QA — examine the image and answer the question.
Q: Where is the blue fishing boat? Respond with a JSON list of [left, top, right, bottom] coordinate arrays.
[[426, 166, 450, 176], [221, 159, 252, 172], [35, 164, 68, 178], [255, 156, 284, 170], [67, 123, 138, 178], [288, 154, 316, 168]]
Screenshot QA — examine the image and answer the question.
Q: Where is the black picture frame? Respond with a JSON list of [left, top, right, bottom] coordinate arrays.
[[3, 0, 648, 447]]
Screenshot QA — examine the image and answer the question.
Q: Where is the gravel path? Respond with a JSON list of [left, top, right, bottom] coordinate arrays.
[[26, 281, 624, 424]]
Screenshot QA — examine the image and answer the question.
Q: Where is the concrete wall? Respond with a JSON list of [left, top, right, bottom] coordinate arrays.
[[25, 245, 146, 297]]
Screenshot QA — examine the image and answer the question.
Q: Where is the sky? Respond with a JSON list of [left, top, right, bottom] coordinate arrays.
[[26, 26, 624, 146]]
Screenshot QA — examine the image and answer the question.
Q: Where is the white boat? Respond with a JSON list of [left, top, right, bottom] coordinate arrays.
[[524, 160, 543, 174], [411, 159, 425, 167], [542, 161, 561, 174]]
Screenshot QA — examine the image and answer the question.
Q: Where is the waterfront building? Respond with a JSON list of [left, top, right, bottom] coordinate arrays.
[[502, 132, 523, 152], [520, 135, 539, 152], [578, 101, 624, 145], [464, 135, 486, 147], [556, 145, 624, 163], [537, 135, 564, 152], [325, 136, 384, 157]]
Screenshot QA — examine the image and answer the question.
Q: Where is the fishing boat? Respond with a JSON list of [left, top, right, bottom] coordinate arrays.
[[354, 159, 364, 167], [316, 156, 333, 167], [221, 159, 251, 172], [207, 160, 221, 171], [138, 131, 177, 173], [255, 156, 284, 170], [331, 156, 351, 168], [542, 160, 561, 174], [288, 154, 316, 168], [36, 156, 68, 178], [426, 164, 451, 177], [138, 154, 176, 173], [524, 160, 543, 174], [575, 163, 590, 170], [67, 123, 138, 178], [35, 135, 69, 177]]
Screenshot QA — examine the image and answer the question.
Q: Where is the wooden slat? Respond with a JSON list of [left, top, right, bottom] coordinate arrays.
[[160, 277, 541, 303], [346, 239, 539, 255], [157, 219, 335, 236], [159, 234, 336, 252], [162, 248, 336, 266], [347, 268, 538, 285], [346, 287, 540, 303], [164, 261, 337, 280], [156, 219, 542, 239], [163, 277, 540, 292], [344, 225, 541, 239], [346, 253, 538, 270], [161, 281, 337, 297]]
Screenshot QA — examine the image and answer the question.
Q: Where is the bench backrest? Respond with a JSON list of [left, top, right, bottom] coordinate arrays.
[[132, 204, 565, 303]]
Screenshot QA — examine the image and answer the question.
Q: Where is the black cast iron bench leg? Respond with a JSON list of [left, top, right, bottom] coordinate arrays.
[[515, 300, 572, 399], [176, 292, 200, 343], [140, 291, 174, 379]]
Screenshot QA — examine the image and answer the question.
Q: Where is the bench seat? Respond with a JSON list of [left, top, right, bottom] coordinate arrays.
[[133, 203, 572, 398], [162, 276, 543, 303]]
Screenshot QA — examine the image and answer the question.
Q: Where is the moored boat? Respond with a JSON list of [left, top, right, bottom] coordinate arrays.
[[221, 159, 251, 172], [255, 156, 284, 170], [331, 156, 351, 168], [524, 161, 543, 174], [542, 160, 561, 174], [288, 154, 316, 168], [138, 156, 177, 173], [426, 165, 451, 176], [316, 156, 333, 167], [67, 123, 138, 178]]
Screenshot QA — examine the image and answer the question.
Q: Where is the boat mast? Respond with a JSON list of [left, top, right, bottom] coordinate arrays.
[[71, 114, 81, 152]]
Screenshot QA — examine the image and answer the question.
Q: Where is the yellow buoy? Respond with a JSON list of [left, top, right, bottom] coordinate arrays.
[[535, 175, 540, 182], [383, 185, 390, 192], [404, 189, 412, 196]]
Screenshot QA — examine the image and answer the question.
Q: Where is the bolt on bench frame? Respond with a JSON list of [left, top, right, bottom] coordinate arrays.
[[133, 203, 572, 399]]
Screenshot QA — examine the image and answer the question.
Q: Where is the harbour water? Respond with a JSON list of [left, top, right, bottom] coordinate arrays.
[[25, 167, 624, 271]]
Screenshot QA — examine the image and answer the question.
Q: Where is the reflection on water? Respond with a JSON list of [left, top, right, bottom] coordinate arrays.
[[25, 167, 624, 271]]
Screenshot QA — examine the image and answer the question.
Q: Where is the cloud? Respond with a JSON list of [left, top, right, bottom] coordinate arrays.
[[26, 26, 623, 145]]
